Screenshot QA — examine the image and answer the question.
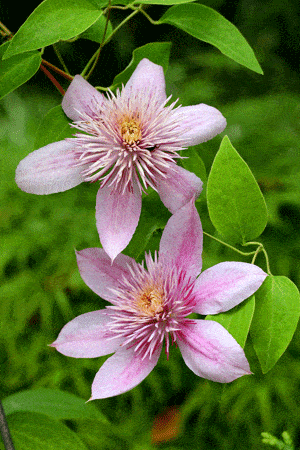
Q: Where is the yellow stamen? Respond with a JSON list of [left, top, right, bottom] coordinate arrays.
[[137, 288, 163, 316], [121, 118, 142, 145]]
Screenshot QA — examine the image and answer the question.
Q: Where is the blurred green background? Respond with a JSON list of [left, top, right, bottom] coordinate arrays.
[[1, 0, 300, 449]]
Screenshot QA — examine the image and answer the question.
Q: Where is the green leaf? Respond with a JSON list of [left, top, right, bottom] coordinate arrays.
[[2, 388, 108, 422], [6, 412, 88, 450], [111, 42, 172, 89], [80, 15, 112, 43], [158, 4, 263, 74], [181, 146, 207, 184], [207, 136, 268, 243], [124, 189, 170, 260], [33, 105, 74, 150], [3, 0, 103, 60], [0, 42, 41, 100], [206, 295, 255, 348], [134, 0, 196, 4], [250, 276, 300, 373]]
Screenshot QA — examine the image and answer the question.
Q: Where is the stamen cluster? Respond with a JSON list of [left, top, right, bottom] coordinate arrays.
[[71, 88, 184, 194], [107, 253, 196, 360]]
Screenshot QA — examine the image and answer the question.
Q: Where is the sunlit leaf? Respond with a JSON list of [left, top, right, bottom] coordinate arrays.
[[111, 42, 171, 89], [206, 295, 255, 348], [6, 412, 88, 449], [0, 42, 41, 100], [2, 388, 108, 422], [158, 3, 263, 74], [207, 136, 268, 243], [250, 276, 300, 373], [3, 0, 104, 59], [33, 105, 73, 150]]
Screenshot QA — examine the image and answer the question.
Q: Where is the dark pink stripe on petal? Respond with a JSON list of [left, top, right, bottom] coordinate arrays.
[[159, 199, 203, 279], [96, 182, 142, 262], [156, 165, 203, 214], [178, 320, 251, 383], [91, 344, 162, 399], [193, 262, 267, 315], [76, 248, 136, 303]]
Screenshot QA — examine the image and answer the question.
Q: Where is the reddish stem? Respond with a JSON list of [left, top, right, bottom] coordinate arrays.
[[40, 64, 65, 96], [41, 59, 73, 81]]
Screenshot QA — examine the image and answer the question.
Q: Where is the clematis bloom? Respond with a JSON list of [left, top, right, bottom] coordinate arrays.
[[15, 58, 226, 260], [51, 200, 267, 399]]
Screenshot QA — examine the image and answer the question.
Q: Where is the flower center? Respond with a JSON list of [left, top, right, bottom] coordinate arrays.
[[137, 287, 164, 316], [120, 118, 142, 146]]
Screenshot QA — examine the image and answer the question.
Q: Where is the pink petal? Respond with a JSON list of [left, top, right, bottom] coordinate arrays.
[[62, 75, 105, 122], [173, 104, 226, 147], [123, 58, 167, 104], [51, 310, 123, 358], [193, 262, 267, 315], [15, 140, 84, 194], [76, 248, 136, 303], [156, 165, 203, 214], [178, 320, 251, 382], [91, 344, 162, 399], [96, 182, 141, 262], [159, 199, 203, 279]]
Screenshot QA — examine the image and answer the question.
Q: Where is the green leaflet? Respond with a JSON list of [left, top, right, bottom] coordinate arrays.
[[0, 42, 41, 100], [6, 412, 88, 450], [206, 295, 255, 348], [2, 388, 108, 422], [251, 276, 300, 373], [207, 136, 268, 243], [158, 3, 263, 74], [3, 0, 104, 59]]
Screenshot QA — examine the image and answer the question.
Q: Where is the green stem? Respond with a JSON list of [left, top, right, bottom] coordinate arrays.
[[53, 43, 70, 75], [261, 247, 272, 275], [103, 6, 141, 46], [243, 241, 272, 274], [203, 231, 257, 257], [81, 6, 141, 79], [139, 7, 160, 25], [85, 0, 113, 80]]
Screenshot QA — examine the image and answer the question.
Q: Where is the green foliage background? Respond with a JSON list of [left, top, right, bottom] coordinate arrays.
[[1, 0, 300, 449]]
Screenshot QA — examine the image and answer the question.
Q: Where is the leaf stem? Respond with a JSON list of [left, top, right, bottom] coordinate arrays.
[[53, 43, 70, 75], [0, 21, 13, 38], [81, 5, 141, 79], [243, 241, 272, 274], [41, 59, 73, 81], [138, 7, 160, 25], [203, 231, 257, 256], [85, 0, 112, 80], [0, 401, 15, 450], [40, 64, 65, 95]]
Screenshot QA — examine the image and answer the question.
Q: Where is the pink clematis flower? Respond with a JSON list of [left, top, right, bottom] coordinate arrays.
[[51, 200, 267, 400], [15, 59, 226, 261]]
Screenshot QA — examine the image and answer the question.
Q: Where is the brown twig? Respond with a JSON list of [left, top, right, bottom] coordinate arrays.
[[0, 401, 15, 450], [40, 64, 65, 95], [41, 59, 73, 81]]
